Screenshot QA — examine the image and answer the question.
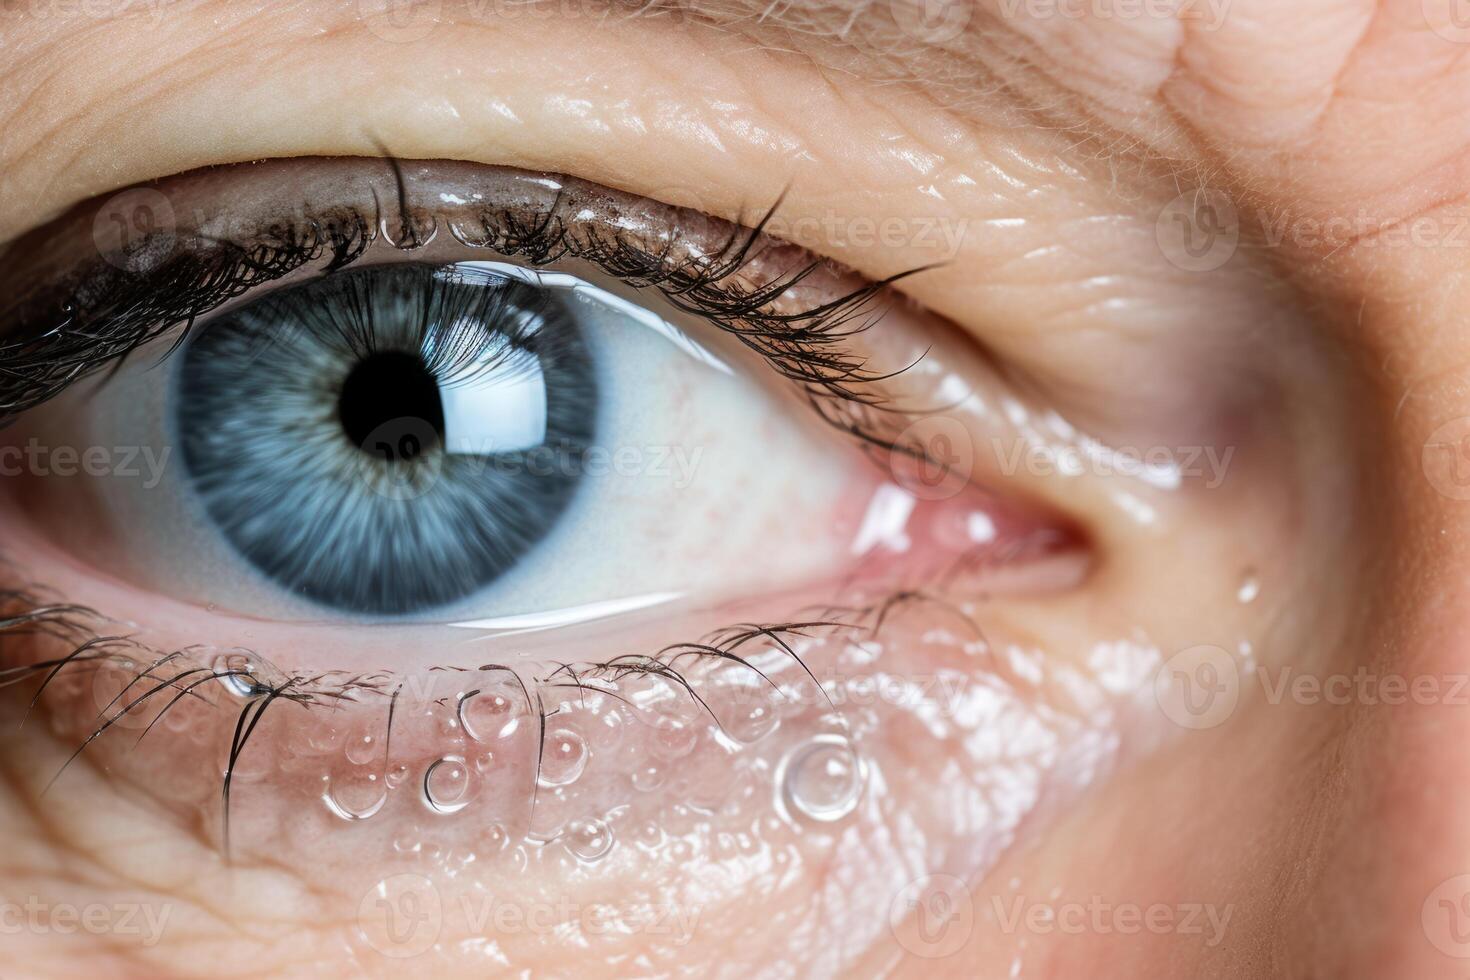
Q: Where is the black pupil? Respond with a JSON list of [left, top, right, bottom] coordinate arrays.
[[337, 351, 445, 459]]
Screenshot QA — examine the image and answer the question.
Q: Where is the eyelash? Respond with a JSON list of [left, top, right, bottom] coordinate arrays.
[[0, 162, 921, 454], [0, 575, 1002, 852]]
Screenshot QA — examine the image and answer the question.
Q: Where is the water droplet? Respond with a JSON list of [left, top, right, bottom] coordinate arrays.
[[633, 821, 665, 850], [726, 700, 780, 744], [424, 755, 476, 814], [391, 828, 441, 860], [459, 687, 522, 742], [650, 715, 698, 759], [631, 763, 665, 792], [323, 770, 387, 820], [385, 763, 410, 789], [482, 823, 510, 855], [582, 701, 627, 749], [565, 818, 614, 862], [307, 724, 346, 754], [1237, 571, 1260, 604], [345, 729, 380, 766], [211, 655, 276, 702], [780, 735, 864, 823], [538, 729, 588, 787]]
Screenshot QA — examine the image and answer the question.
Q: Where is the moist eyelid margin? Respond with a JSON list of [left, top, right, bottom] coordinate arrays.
[[0, 157, 925, 457]]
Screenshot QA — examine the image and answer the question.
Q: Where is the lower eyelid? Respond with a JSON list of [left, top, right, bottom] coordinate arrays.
[[0, 519, 1104, 868]]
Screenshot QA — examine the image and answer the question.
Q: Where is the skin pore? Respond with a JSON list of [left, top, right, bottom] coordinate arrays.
[[0, 0, 1464, 976]]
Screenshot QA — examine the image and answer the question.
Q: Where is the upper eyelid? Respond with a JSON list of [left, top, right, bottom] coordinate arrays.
[[0, 156, 921, 440]]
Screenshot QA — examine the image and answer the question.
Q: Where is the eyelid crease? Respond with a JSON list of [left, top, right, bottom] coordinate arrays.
[[0, 157, 927, 453]]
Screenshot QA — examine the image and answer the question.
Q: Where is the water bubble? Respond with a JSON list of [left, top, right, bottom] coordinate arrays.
[[663, 803, 698, 836], [725, 700, 780, 744], [1237, 571, 1260, 604], [438, 714, 465, 742], [459, 688, 522, 742], [392, 829, 441, 861], [565, 819, 615, 862], [632, 821, 665, 850], [210, 651, 286, 699], [482, 823, 511, 855], [423, 755, 476, 814], [779, 735, 865, 823], [345, 729, 380, 766], [650, 714, 698, 759], [538, 729, 588, 787], [323, 769, 388, 820], [631, 763, 665, 793], [307, 724, 347, 755]]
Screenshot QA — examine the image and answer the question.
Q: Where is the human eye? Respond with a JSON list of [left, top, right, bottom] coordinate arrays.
[[0, 151, 1090, 969], [2, 158, 1007, 621], [0, 3, 1324, 978]]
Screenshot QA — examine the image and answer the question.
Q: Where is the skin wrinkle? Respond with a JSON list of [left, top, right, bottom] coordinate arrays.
[[0, 650, 348, 953]]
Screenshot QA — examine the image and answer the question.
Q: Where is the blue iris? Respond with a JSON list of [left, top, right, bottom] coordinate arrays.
[[174, 263, 597, 616]]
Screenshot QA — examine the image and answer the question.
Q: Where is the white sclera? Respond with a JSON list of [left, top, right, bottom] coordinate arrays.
[[46, 259, 867, 622]]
